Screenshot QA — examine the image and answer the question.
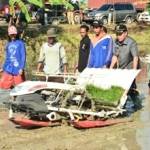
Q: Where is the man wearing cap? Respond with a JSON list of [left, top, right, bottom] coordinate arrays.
[[87, 20, 113, 68], [37, 28, 67, 75], [0, 25, 26, 89], [110, 24, 140, 90], [110, 24, 139, 70]]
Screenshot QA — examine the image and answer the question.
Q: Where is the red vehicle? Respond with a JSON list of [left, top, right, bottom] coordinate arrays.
[[0, 4, 9, 20]]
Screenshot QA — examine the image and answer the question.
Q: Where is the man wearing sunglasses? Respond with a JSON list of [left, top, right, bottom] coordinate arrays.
[[110, 24, 139, 70]]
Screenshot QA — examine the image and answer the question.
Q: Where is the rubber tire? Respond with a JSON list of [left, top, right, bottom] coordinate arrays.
[[125, 17, 133, 24], [74, 14, 81, 24], [102, 17, 108, 25], [52, 19, 59, 26]]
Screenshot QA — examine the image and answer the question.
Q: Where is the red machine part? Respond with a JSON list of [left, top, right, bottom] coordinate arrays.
[[71, 118, 132, 129], [9, 117, 131, 129], [9, 117, 61, 128]]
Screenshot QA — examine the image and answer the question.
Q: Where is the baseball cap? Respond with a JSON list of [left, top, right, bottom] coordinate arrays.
[[8, 26, 17, 35], [115, 24, 127, 35], [92, 20, 103, 27]]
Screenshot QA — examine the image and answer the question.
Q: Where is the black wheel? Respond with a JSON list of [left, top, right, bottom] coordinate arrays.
[[74, 14, 81, 24], [52, 19, 59, 25], [125, 17, 133, 24], [102, 17, 108, 25]]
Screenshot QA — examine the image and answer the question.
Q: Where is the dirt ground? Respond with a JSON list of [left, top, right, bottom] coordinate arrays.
[[0, 20, 150, 149], [0, 108, 143, 150], [0, 114, 142, 150], [0, 67, 150, 150]]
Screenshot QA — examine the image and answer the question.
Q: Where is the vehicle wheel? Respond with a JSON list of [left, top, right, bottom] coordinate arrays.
[[136, 13, 140, 21], [125, 17, 133, 24], [52, 19, 59, 26], [74, 14, 81, 24], [21, 21, 28, 28], [102, 17, 108, 25]]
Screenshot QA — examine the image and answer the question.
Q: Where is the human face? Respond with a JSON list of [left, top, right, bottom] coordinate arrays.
[[116, 31, 127, 42], [48, 37, 55, 44], [93, 26, 101, 36], [80, 28, 87, 38]]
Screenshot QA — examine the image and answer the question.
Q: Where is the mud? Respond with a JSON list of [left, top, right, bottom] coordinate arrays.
[[0, 110, 142, 150], [0, 77, 150, 150]]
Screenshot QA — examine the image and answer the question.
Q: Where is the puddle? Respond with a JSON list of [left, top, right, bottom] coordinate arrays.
[[136, 82, 150, 150]]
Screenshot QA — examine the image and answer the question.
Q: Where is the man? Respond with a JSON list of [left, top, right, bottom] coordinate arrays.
[[87, 20, 113, 68], [37, 28, 67, 75], [110, 24, 140, 90], [110, 24, 139, 70], [77, 25, 90, 72], [66, 0, 75, 25]]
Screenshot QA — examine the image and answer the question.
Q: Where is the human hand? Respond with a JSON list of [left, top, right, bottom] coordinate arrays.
[[103, 65, 107, 68], [19, 69, 23, 75]]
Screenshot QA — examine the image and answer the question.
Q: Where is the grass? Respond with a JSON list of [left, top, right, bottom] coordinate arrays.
[[86, 84, 124, 106]]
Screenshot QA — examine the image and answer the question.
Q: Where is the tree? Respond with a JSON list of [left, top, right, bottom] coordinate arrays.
[[9, 0, 74, 23], [9, 0, 31, 22]]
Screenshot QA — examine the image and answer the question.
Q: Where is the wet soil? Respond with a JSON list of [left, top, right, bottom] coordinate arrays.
[[0, 69, 150, 150], [0, 109, 142, 150]]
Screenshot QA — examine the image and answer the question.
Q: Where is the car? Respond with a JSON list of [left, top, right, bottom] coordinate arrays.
[[138, 11, 150, 23], [83, 3, 137, 25], [36, 4, 67, 25]]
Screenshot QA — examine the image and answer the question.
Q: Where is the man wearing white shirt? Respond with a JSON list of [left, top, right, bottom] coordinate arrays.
[[37, 28, 67, 75]]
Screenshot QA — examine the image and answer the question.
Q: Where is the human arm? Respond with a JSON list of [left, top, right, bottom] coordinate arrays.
[[19, 41, 26, 75], [37, 45, 45, 72], [109, 55, 118, 69], [60, 45, 67, 73], [104, 38, 113, 68], [87, 44, 93, 68], [130, 41, 139, 69], [133, 56, 139, 69], [63, 64, 67, 74]]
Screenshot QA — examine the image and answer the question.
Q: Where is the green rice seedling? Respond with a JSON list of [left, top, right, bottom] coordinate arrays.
[[86, 84, 124, 106]]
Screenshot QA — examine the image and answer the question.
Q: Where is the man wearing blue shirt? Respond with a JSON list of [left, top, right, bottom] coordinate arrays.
[[88, 20, 113, 68]]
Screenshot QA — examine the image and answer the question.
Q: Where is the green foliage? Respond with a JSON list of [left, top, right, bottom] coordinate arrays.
[[9, 0, 31, 22], [28, 0, 44, 8], [86, 84, 124, 105]]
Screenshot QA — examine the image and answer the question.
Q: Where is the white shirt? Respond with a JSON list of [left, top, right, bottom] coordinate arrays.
[[38, 42, 67, 74]]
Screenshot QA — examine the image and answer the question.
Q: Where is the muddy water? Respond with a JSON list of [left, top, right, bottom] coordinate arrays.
[[0, 68, 150, 149], [136, 82, 150, 150]]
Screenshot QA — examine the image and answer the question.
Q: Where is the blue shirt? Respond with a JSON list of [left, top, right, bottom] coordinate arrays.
[[88, 35, 113, 68], [3, 39, 26, 75]]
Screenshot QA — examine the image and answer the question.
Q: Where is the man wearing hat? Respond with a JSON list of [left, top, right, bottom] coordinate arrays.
[[37, 28, 67, 75], [110, 24, 139, 70], [87, 20, 113, 68], [110, 24, 140, 90]]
